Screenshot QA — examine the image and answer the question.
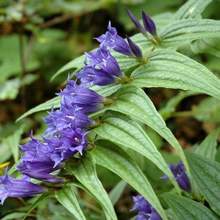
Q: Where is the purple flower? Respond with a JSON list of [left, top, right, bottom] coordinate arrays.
[[17, 138, 61, 183], [127, 10, 145, 33], [45, 128, 88, 166], [96, 22, 132, 56], [142, 11, 157, 36], [59, 80, 103, 113], [169, 162, 191, 192], [127, 37, 142, 58], [44, 106, 92, 135], [127, 10, 157, 36], [0, 171, 43, 204], [77, 47, 122, 86], [132, 195, 161, 220], [77, 66, 115, 86]]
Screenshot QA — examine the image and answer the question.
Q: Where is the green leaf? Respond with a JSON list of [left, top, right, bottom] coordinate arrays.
[[52, 55, 84, 80], [91, 145, 168, 220], [93, 114, 180, 192], [195, 129, 220, 160], [108, 86, 188, 172], [132, 49, 220, 100], [22, 193, 49, 220], [186, 152, 220, 215], [16, 96, 60, 122], [2, 213, 27, 220], [68, 154, 117, 220], [160, 19, 220, 46], [174, 0, 212, 19], [191, 38, 220, 58], [55, 185, 86, 220], [164, 193, 218, 220], [0, 79, 20, 100], [2, 128, 23, 162], [159, 91, 199, 120], [192, 97, 220, 123], [109, 180, 126, 206]]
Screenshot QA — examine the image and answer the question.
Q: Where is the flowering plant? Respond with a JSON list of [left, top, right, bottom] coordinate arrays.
[[1, 0, 220, 219]]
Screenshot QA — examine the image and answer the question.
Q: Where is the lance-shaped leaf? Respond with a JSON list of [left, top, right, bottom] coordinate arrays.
[[186, 152, 220, 215], [164, 193, 218, 220], [109, 180, 127, 206], [160, 19, 220, 46], [174, 0, 212, 19], [194, 129, 220, 160], [91, 145, 168, 220], [16, 96, 60, 122], [55, 185, 86, 220], [68, 154, 117, 220], [93, 114, 180, 192], [108, 86, 188, 172], [131, 49, 220, 100]]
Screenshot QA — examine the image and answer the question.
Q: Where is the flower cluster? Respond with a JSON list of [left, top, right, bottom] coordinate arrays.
[[0, 15, 144, 204], [132, 195, 161, 220]]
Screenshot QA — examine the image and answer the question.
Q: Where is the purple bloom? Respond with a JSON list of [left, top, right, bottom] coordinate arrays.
[[77, 66, 115, 86], [127, 10, 157, 36], [169, 162, 191, 192], [85, 47, 121, 76], [59, 80, 103, 113], [96, 22, 132, 56], [77, 47, 122, 86], [0, 172, 43, 204], [44, 106, 92, 135], [132, 195, 161, 220], [127, 37, 142, 58], [142, 11, 157, 36], [45, 128, 88, 166], [17, 138, 61, 183], [127, 10, 145, 33]]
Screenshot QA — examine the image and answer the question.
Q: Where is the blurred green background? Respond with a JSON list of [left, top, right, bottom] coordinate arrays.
[[0, 0, 220, 219]]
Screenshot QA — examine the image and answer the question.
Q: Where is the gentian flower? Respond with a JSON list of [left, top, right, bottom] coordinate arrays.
[[127, 37, 143, 58], [96, 22, 132, 56], [127, 10, 157, 36], [0, 171, 43, 204], [132, 195, 161, 220], [17, 138, 61, 183], [44, 106, 91, 135], [169, 162, 191, 192], [162, 161, 191, 192], [77, 47, 122, 86], [59, 80, 103, 113], [45, 128, 88, 166], [141, 11, 157, 36]]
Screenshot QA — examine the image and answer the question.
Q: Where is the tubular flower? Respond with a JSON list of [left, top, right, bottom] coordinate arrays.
[[44, 106, 92, 135], [141, 11, 157, 36], [17, 138, 62, 183], [169, 162, 191, 192], [127, 37, 143, 58], [96, 22, 132, 56], [77, 47, 121, 86], [59, 80, 103, 113], [127, 10, 157, 36], [0, 172, 43, 204], [45, 128, 88, 166], [132, 195, 161, 220]]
